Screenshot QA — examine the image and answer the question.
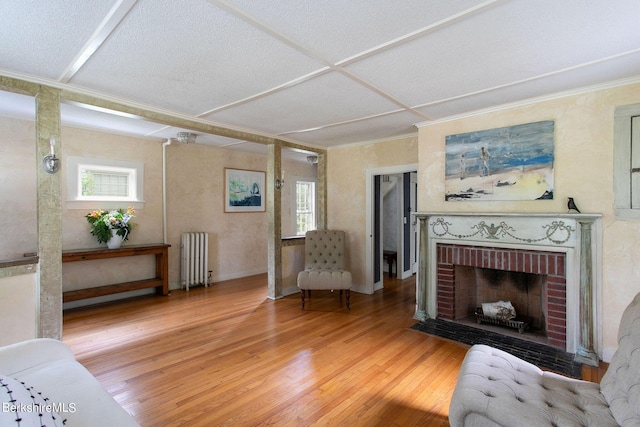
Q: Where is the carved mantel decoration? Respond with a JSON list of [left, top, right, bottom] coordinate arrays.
[[430, 217, 575, 245], [413, 212, 602, 366]]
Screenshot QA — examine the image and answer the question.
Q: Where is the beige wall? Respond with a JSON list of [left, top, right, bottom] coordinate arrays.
[[61, 127, 164, 249], [0, 116, 37, 260], [164, 142, 315, 288], [0, 118, 166, 308], [0, 116, 310, 309], [417, 83, 640, 355], [165, 143, 269, 286], [327, 136, 419, 293], [60, 127, 164, 305], [5, 81, 639, 356]]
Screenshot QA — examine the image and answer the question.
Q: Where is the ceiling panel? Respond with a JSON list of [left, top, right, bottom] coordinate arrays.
[[345, 0, 640, 107], [0, 91, 35, 121], [60, 101, 168, 138], [203, 70, 405, 134], [283, 110, 419, 146], [0, 0, 117, 79], [223, 0, 489, 63], [1, 0, 639, 152], [416, 52, 640, 120], [70, 0, 326, 115]]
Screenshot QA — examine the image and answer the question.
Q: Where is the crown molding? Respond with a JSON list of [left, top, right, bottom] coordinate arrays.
[[326, 131, 418, 152], [415, 75, 640, 128]]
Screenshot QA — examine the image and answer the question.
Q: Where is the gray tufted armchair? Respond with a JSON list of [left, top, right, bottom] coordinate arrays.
[[297, 230, 352, 310], [449, 291, 640, 426]]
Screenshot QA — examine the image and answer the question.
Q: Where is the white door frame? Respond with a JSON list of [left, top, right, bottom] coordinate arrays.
[[365, 163, 418, 294], [409, 172, 418, 275]]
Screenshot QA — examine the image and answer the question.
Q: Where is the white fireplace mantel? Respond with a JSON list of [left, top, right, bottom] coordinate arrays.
[[412, 212, 602, 365]]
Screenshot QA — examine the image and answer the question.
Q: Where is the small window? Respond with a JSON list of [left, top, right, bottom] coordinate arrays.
[[294, 179, 316, 235], [67, 156, 144, 208], [80, 164, 136, 200]]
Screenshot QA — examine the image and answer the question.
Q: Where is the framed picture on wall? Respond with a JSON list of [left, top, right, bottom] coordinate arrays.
[[224, 168, 266, 213], [444, 120, 555, 201]]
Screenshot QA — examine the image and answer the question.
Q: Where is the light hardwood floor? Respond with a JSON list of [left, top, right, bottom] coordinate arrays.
[[63, 273, 469, 426]]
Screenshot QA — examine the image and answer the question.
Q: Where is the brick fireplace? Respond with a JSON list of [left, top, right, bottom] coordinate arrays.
[[436, 244, 567, 349], [413, 213, 602, 365]]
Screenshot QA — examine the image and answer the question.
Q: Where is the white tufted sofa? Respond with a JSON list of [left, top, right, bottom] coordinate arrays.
[[0, 338, 138, 426], [449, 291, 640, 427], [297, 230, 352, 310]]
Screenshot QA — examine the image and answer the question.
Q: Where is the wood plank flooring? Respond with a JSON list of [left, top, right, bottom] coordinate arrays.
[[63, 274, 469, 426]]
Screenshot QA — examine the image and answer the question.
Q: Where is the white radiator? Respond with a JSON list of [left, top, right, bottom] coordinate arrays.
[[181, 232, 209, 291]]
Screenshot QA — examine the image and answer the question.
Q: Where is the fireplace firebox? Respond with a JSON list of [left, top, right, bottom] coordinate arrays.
[[438, 244, 566, 348]]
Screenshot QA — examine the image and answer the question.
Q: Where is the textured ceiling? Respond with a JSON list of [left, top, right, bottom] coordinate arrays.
[[1, 0, 639, 160]]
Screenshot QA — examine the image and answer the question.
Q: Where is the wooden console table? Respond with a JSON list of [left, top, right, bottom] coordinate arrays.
[[62, 244, 170, 303]]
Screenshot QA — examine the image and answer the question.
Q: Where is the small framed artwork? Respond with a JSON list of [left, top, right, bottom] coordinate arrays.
[[224, 168, 266, 213]]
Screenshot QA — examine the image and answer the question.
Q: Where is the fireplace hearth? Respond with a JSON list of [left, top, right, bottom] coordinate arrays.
[[413, 213, 602, 366], [411, 318, 582, 378]]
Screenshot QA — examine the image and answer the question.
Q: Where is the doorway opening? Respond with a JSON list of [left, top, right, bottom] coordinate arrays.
[[365, 164, 418, 294]]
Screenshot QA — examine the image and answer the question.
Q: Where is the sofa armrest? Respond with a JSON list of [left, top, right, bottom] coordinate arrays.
[[449, 344, 615, 427], [0, 338, 75, 376]]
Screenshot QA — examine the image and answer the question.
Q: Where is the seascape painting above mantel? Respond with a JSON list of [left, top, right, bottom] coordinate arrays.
[[412, 212, 602, 366], [445, 121, 555, 201]]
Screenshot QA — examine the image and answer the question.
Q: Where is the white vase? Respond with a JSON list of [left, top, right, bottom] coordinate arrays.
[[106, 228, 127, 249]]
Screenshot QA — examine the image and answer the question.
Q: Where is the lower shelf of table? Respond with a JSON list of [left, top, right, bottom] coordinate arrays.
[[63, 278, 168, 303]]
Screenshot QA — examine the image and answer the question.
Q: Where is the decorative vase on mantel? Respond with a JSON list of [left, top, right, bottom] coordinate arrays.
[[106, 228, 128, 249]]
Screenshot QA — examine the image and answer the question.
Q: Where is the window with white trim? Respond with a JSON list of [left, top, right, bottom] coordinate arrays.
[[294, 179, 316, 235], [80, 164, 135, 200], [614, 103, 640, 220], [67, 156, 144, 206]]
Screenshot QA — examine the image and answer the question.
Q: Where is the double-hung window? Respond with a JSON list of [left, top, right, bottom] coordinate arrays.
[[294, 178, 316, 235]]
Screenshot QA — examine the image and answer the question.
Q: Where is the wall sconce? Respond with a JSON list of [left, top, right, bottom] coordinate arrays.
[[275, 171, 285, 190], [42, 137, 60, 174]]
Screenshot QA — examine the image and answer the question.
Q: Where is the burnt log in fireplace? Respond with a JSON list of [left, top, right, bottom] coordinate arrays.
[[475, 306, 528, 334]]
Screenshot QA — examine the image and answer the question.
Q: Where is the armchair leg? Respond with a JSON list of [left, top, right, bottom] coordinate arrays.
[[300, 289, 306, 310], [346, 290, 351, 310]]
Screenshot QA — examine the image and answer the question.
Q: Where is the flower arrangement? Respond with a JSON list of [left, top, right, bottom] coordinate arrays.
[[85, 207, 136, 244]]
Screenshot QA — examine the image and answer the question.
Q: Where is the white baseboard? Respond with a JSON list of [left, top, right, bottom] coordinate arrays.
[[282, 285, 299, 297], [351, 284, 373, 295], [213, 268, 268, 283], [170, 268, 268, 290]]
